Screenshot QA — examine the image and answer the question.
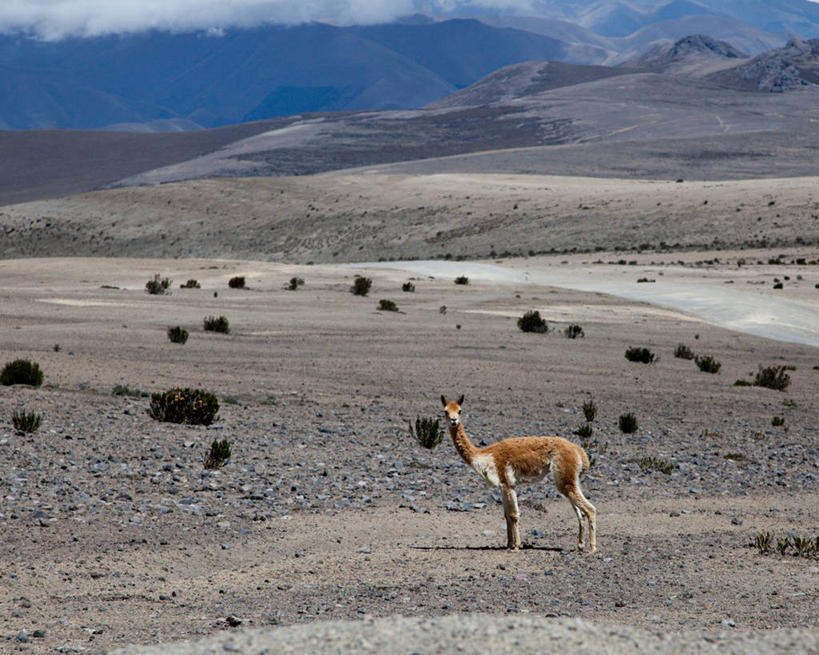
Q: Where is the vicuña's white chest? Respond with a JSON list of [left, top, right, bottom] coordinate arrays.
[[471, 453, 501, 487]]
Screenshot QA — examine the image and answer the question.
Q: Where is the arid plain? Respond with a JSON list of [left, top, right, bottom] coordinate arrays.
[[1, 172, 818, 653]]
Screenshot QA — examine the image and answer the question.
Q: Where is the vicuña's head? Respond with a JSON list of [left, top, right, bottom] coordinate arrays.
[[441, 394, 465, 427]]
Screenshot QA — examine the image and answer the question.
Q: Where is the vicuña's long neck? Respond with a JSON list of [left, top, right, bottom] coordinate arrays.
[[449, 423, 478, 465]]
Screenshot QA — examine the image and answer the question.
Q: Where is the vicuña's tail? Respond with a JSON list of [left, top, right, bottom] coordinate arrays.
[[579, 446, 591, 472]]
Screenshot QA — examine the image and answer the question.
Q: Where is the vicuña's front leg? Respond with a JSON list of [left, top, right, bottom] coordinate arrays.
[[502, 487, 521, 550], [501, 491, 513, 549]]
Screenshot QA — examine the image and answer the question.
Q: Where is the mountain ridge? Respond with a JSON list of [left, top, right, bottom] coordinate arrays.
[[707, 37, 819, 91]]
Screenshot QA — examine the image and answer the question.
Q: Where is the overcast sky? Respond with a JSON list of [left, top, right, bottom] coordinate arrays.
[[0, 0, 540, 40]]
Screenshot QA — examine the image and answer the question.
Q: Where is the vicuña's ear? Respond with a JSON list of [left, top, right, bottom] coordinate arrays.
[[457, 394, 464, 406], [440, 395, 447, 407]]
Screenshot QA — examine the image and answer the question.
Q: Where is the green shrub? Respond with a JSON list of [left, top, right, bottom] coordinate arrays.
[[167, 326, 189, 344], [402, 281, 416, 292], [351, 276, 372, 296], [204, 438, 231, 469], [754, 365, 791, 391], [625, 347, 655, 364], [1, 359, 43, 387], [674, 344, 694, 360], [145, 274, 171, 295], [582, 398, 597, 422], [619, 412, 638, 433], [378, 299, 399, 312], [791, 536, 819, 558], [180, 279, 200, 289], [12, 410, 41, 433], [148, 388, 220, 426], [694, 354, 721, 373], [564, 324, 584, 339], [454, 276, 469, 285], [754, 532, 772, 554], [518, 310, 548, 333], [757, 534, 819, 559], [409, 416, 444, 449], [228, 276, 246, 289], [203, 315, 230, 334], [734, 379, 752, 387], [286, 277, 304, 291], [635, 456, 672, 474], [574, 423, 593, 439], [771, 416, 785, 427]]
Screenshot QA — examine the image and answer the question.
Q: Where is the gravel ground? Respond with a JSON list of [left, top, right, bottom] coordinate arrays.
[[0, 256, 816, 654]]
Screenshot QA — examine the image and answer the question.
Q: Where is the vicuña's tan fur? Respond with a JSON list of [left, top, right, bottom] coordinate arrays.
[[441, 395, 596, 553]]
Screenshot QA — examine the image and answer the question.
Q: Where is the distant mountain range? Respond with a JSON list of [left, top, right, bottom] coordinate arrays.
[[4, 31, 819, 205], [0, 20, 569, 130], [2, 0, 819, 131]]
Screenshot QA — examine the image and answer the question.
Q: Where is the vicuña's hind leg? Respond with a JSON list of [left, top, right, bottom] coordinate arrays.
[[559, 481, 597, 553]]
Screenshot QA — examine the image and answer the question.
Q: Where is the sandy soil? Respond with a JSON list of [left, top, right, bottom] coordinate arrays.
[[0, 256, 817, 654]]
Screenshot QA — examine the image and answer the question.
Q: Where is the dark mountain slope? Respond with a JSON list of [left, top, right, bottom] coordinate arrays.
[[0, 20, 581, 130], [350, 19, 570, 88]]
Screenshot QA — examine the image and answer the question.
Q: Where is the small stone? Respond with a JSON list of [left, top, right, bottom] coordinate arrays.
[[16, 631, 28, 643], [225, 615, 242, 627], [731, 517, 742, 525], [722, 619, 736, 628]]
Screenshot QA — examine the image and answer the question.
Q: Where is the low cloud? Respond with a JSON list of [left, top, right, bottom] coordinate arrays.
[[0, 0, 537, 40]]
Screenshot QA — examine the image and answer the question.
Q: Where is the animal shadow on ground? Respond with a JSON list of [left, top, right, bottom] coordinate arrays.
[[411, 544, 563, 552]]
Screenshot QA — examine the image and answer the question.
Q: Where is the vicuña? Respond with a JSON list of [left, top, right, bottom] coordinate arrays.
[[441, 394, 596, 553]]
